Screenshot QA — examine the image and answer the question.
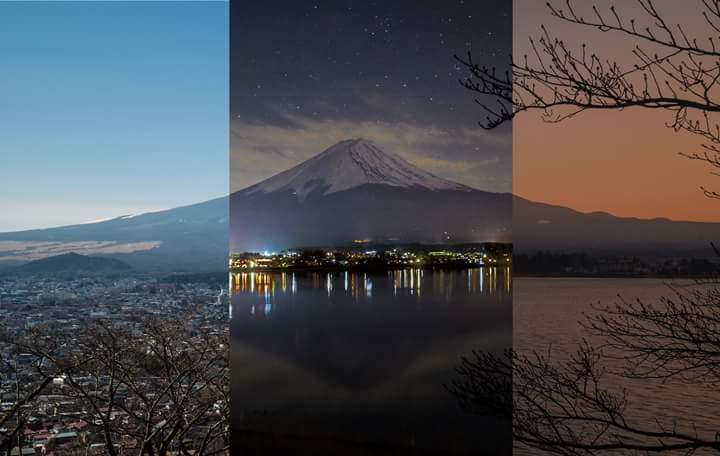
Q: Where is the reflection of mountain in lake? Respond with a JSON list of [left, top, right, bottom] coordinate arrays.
[[231, 268, 511, 454]]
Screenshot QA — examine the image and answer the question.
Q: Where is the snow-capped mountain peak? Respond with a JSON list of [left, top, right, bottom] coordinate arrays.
[[247, 138, 471, 199]]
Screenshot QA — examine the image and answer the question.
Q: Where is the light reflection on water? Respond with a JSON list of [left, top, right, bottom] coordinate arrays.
[[230, 267, 511, 311], [231, 268, 512, 454]]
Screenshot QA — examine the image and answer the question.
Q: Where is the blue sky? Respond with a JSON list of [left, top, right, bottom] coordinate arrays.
[[0, 2, 228, 231]]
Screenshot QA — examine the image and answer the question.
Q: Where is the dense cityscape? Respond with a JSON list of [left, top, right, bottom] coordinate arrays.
[[0, 273, 229, 455], [229, 243, 512, 272]]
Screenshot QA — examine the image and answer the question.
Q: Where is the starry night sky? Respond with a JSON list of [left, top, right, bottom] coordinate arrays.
[[231, 0, 511, 193]]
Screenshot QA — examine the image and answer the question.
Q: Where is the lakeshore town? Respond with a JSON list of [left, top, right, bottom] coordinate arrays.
[[229, 243, 513, 272], [229, 242, 720, 277], [0, 272, 228, 455]]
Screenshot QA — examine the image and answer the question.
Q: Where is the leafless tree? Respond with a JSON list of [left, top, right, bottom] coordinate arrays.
[[587, 284, 720, 386], [0, 325, 93, 455], [450, 283, 720, 454], [451, 2, 720, 453], [459, 0, 720, 196], [0, 314, 229, 456]]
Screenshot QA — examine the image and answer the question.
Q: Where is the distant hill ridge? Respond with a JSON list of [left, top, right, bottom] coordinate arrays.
[[0, 197, 228, 272], [14, 252, 132, 274], [513, 196, 720, 252]]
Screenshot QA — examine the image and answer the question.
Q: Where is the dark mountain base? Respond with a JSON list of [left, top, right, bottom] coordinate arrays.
[[231, 185, 511, 252]]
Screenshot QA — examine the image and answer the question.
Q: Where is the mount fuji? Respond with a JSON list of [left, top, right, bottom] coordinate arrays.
[[248, 139, 471, 199], [6, 139, 720, 271], [230, 138, 512, 252]]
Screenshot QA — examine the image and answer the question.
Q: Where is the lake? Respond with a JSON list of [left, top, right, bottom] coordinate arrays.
[[515, 278, 720, 455], [231, 268, 512, 455]]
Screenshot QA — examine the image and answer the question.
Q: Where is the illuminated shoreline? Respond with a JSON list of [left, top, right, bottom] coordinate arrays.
[[229, 243, 512, 273], [229, 263, 511, 273]]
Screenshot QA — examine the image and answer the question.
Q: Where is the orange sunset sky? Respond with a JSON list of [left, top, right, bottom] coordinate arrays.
[[514, 0, 720, 223]]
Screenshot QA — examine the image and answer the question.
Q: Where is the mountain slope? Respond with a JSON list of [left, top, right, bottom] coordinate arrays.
[[0, 197, 228, 272], [0, 197, 227, 243], [231, 139, 511, 252], [513, 196, 720, 252]]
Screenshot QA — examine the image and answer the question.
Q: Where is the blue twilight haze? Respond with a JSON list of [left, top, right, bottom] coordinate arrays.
[[0, 2, 228, 231]]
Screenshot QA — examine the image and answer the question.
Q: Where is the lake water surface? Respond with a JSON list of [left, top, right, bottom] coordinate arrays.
[[231, 268, 512, 454], [515, 278, 720, 455]]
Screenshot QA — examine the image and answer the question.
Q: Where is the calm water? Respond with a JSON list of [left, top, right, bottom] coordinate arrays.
[[515, 278, 720, 455], [231, 268, 512, 454]]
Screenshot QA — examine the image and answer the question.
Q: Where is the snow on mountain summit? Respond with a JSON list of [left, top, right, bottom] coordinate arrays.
[[247, 139, 471, 199]]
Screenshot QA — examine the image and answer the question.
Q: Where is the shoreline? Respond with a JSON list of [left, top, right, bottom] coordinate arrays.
[[230, 264, 510, 274]]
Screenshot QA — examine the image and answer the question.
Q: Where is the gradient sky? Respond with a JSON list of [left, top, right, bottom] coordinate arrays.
[[0, 1, 228, 232], [230, 0, 512, 194], [515, 0, 720, 222]]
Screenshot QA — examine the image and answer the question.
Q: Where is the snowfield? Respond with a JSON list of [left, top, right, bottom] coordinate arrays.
[[247, 138, 471, 199]]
